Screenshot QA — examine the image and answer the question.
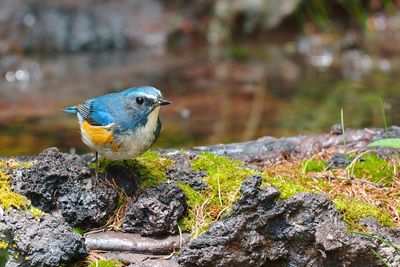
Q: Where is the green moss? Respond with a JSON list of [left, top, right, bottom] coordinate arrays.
[[0, 160, 44, 217], [263, 174, 315, 199], [192, 153, 259, 204], [0, 161, 30, 210], [72, 226, 84, 236], [93, 151, 174, 188], [351, 154, 394, 186], [177, 183, 208, 233], [179, 153, 259, 235], [333, 196, 394, 229], [0, 241, 8, 250], [303, 159, 326, 173], [88, 259, 121, 267], [28, 206, 44, 220]]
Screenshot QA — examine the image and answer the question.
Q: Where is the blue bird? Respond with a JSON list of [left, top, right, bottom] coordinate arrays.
[[64, 86, 171, 160]]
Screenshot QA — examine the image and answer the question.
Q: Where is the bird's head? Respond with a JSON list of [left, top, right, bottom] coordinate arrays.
[[121, 86, 171, 121]]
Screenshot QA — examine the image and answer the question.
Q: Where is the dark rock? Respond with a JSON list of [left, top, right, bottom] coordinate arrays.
[[122, 182, 187, 236], [4, 209, 87, 267], [57, 180, 118, 226], [166, 152, 208, 190], [330, 123, 343, 135], [326, 153, 354, 169], [104, 164, 140, 196], [177, 175, 388, 267], [230, 174, 280, 216], [10, 147, 118, 227]]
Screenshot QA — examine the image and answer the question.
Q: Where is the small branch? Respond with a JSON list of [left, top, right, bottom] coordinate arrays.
[[85, 231, 190, 254]]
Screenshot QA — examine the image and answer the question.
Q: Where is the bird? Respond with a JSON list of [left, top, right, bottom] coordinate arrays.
[[64, 86, 171, 160]]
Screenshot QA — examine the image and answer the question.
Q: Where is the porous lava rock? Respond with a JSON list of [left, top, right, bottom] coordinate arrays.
[[4, 209, 87, 266], [122, 182, 187, 236], [177, 174, 393, 267], [166, 152, 208, 190], [10, 147, 118, 227]]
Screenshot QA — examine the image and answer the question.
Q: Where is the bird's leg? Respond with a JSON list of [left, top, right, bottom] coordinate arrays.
[[95, 151, 99, 167], [94, 152, 99, 179]]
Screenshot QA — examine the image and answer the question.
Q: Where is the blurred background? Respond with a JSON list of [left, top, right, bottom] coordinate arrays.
[[1, 0, 400, 156]]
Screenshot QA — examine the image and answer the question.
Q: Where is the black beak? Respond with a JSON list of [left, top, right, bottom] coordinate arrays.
[[158, 99, 172, 106]]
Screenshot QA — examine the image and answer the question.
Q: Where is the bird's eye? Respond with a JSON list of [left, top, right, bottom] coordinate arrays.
[[136, 97, 144, 105]]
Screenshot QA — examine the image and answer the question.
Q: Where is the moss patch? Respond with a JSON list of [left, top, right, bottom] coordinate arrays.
[[0, 160, 30, 210], [0, 241, 8, 250], [179, 152, 259, 236], [303, 159, 326, 173], [0, 160, 44, 220], [263, 174, 315, 199], [333, 196, 394, 229], [351, 154, 394, 186], [72, 226, 84, 236], [178, 152, 399, 236], [88, 259, 121, 267], [93, 151, 174, 188]]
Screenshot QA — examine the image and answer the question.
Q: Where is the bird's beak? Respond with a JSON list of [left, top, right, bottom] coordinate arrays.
[[157, 99, 172, 106]]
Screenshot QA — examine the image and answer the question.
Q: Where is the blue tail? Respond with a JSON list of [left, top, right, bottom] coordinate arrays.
[[63, 106, 77, 114]]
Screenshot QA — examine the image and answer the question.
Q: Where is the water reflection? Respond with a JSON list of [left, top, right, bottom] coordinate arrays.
[[0, 41, 400, 156]]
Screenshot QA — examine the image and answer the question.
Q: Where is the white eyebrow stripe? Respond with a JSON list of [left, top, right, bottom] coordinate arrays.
[[138, 93, 159, 100]]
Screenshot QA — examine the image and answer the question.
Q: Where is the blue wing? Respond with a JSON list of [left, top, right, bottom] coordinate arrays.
[[64, 99, 114, 126]]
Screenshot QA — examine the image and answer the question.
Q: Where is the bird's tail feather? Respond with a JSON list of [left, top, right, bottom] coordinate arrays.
[[63, 106, 77, 114]]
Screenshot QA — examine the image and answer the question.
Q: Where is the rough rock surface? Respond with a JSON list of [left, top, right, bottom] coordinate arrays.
[[122, 182, 187, 236], [166, 152, 208, 190], [3, 209, 87, 266], [10, 147, 118, 226], [177, 174, 393, 267]]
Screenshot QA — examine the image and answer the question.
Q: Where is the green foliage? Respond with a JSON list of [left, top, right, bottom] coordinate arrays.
[[303, 159, 326, 173], [179, 152, 259, 235], [192, 153, 259, 204], [177, 182, 209, 233], [333, 196, 393, 229], [352, 154, 394, 185], [228, 45, 250, 60], [368, 138, 400, 149], [341, 108, 346, 146], [72, 226, 84, 236], [351, 231, 400, 251], [93, 151, 174, 188], [379, 97, 388, 131], [87, 259, 121, 267], [352, 230, 400, 265], [262, 172, 320, 200]]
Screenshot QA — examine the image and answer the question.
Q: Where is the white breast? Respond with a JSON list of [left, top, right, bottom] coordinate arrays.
[[101, 107, 161, 160]]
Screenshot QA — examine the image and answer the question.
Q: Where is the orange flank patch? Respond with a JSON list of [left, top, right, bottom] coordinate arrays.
[[82, 120, 118, 151]]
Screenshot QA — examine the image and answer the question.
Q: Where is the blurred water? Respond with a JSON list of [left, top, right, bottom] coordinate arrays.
[[0, 40, 400, 156]]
